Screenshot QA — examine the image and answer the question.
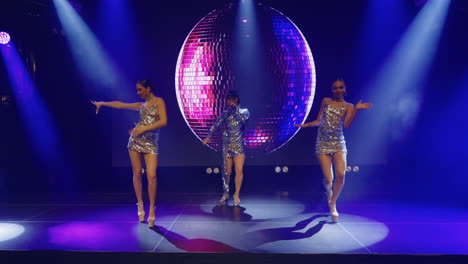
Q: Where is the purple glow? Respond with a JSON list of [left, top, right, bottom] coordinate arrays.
[[0, 32, 10, 45], [175, 4, 316, 154], [48, 223, 125, 249]]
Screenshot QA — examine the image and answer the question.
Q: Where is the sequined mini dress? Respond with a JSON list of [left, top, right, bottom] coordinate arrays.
[[315, 104, 347, 155], [208, 106, 250, 158], [127, 103, 160, 155]]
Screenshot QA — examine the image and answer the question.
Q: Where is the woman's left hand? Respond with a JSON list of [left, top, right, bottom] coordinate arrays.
[[356, 100, 373, 110], [130, 125, 146, 137]]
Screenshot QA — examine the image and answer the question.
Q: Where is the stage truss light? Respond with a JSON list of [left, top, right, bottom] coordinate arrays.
[[0, 32, 11, 45]]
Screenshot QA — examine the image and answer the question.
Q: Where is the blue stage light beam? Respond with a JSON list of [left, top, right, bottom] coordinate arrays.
[[352, 0, 451, 162], [233, 0, 263, 105], [0, 42, 77, 190], [1, 43, 60, 160], [96, 0, 142, 72], [347, 0, 409, 165], [53, 0, 132, 97]]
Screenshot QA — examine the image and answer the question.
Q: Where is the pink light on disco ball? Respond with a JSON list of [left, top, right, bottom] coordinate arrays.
[[0, 32, 11, 45], [175, 3, 316, 155]]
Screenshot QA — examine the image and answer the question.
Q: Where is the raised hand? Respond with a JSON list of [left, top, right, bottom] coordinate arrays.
[[202, 138, 211, 144], [294, 124, 306, 127], [90, 100, 103, 114], [356, 100, 373, 110]]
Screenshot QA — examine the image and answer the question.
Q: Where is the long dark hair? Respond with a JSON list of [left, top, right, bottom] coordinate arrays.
[[137, 79, 154, 93]]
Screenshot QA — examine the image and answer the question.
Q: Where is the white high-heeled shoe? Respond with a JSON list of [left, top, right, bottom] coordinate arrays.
[[233, 195, 240, 207], [147, 207, 156, 228], [216, 193, 229, 206], [136, 203, 145, 223], [329, 202, 339, 223]]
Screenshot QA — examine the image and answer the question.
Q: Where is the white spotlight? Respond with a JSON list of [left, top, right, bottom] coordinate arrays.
[[282, 166, 288, 173], [353, 166, 360, 172], [0, 223, 25, 242], [206, 168, 213, 174], [274, 166, 281, 173], [213, 167, 220, 174]]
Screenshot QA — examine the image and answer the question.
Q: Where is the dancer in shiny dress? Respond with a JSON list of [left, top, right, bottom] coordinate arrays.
[[91, 79, 167, 227], [296, 79, 372, 222], [203, 91, 250, 206]]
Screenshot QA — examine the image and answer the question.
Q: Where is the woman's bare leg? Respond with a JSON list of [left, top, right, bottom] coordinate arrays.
[[129, 150, 144, 220], [233, 154, 246, 206], [317, 154, 334, 203], [144, 153, 158, 225], [330, 151, 346, 204], [329, 151, 347, 222]]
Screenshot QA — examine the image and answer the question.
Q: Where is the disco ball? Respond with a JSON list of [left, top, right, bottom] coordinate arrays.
[[175, 3, 316, 154]]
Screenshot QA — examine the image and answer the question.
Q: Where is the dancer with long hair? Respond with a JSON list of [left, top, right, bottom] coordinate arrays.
[[91, 79, 167, 227], [296, 79, 372, 222]]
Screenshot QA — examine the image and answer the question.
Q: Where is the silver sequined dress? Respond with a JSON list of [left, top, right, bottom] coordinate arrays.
[[127, 103, 160, 155], [208, 106, 250, 196], [315, 104, 347, 155], [208, 106, 250, 158]]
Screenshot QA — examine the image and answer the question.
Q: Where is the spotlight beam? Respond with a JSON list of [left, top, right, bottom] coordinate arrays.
[[1, 43, 60, 159], [53, 0, 131, 96], [353, 0, 451, 161]]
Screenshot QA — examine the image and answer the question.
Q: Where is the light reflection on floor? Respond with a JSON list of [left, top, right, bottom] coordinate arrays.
[[0, 193, 467, 254], [0, 223, 25, 242]]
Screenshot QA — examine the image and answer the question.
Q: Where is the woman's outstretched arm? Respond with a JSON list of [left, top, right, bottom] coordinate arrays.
[[91, 101, 142, 114], [295, 97, 328, 128]]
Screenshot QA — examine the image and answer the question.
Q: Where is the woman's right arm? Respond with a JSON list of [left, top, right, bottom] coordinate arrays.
[[91, 101, 142, 114], [295, 98, 327, 127], [203, 112, 225, 144]]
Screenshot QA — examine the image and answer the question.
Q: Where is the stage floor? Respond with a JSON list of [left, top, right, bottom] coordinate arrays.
[[1, 192, 467, 254]]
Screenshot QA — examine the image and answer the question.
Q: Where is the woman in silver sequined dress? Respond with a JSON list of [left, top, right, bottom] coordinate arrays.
[[91, 79, 167, 227], [296, 79, 372, 222], [203, 91, 250, 207]]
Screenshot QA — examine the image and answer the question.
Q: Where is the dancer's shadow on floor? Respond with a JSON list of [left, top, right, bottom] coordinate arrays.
[[151, 225, 245, 252], [150, 213, 328, 252], [238, 213, 329, 249], [211, 205, 253, 221]]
